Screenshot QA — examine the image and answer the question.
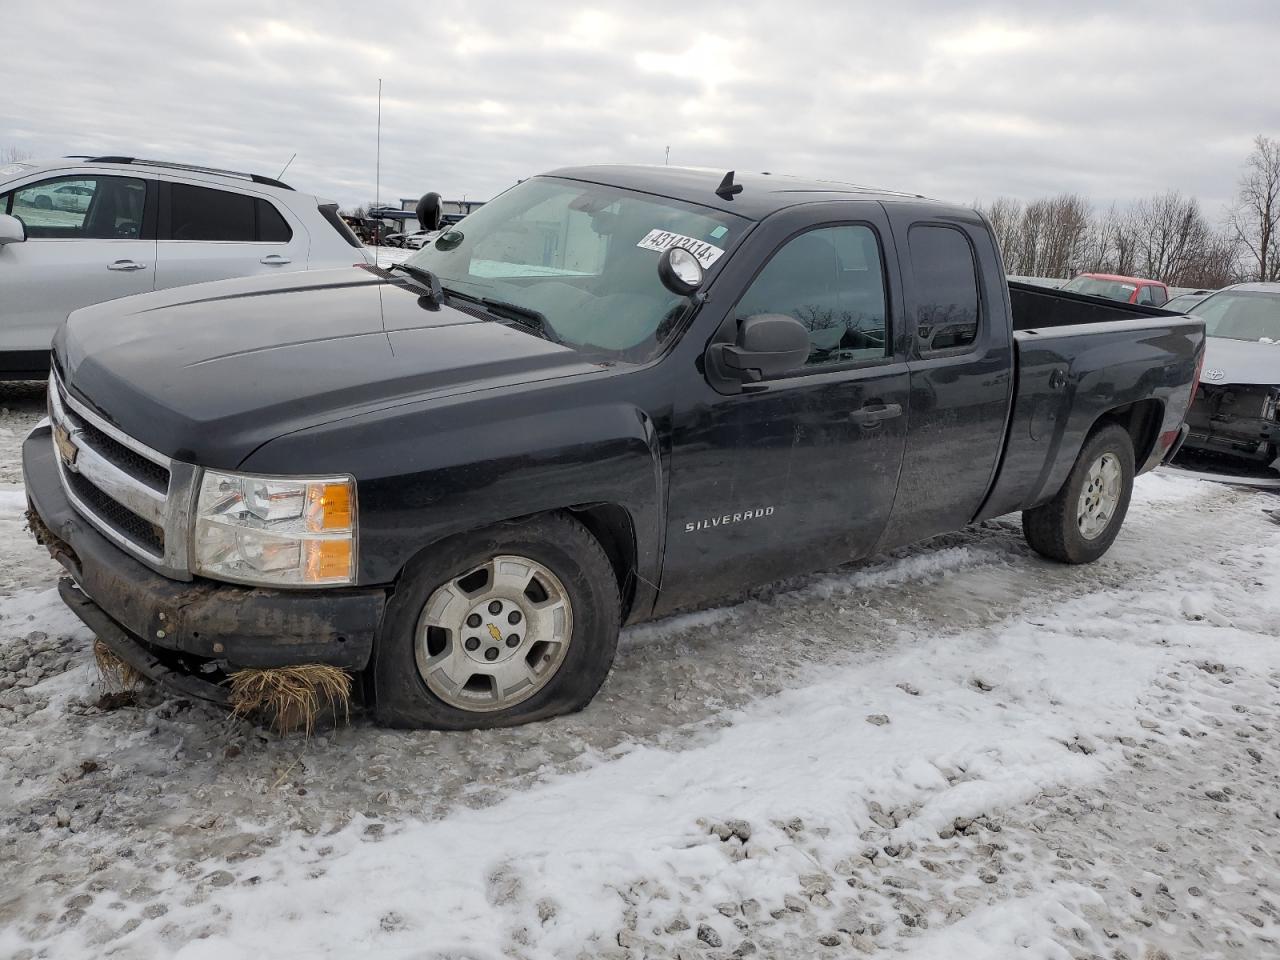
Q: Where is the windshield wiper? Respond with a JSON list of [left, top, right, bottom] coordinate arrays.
[[432, 285, 562, 343], [388, 262, 442, 300], [479, 297, 560, 342]]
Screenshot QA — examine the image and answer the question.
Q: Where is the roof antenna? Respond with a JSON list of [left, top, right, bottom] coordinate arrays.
[[375, 78, 382, 266], [277, 152, 296, 180], [715, 170, 743, 200]]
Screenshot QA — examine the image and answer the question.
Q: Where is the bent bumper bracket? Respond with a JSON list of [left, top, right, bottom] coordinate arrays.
[[59, 578, 232, 706]]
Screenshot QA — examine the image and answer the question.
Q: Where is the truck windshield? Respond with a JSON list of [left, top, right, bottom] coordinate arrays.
[[405, 177, 744, 361], [1062, 276, 1137, 301], [1189, 290, 1280, 343]]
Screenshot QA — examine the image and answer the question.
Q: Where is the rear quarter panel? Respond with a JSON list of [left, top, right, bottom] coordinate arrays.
[[977, 317, 1203, 519]]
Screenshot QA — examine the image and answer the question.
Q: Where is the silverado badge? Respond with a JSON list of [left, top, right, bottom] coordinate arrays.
[[53, 424, 79, 470]]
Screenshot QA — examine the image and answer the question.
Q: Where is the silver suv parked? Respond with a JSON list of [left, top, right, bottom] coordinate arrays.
[[0, 156, 371, 378]]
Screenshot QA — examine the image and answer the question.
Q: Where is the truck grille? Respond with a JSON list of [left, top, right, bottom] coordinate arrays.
[[49, 375, 198, 580], [63, 469, 165, 554], [77, 420, 171, 492]]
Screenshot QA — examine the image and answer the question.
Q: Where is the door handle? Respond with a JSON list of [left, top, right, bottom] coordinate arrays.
[[107, 259, 147, 271], [260, 254, 292, 265], [849, 401, 903, 426]]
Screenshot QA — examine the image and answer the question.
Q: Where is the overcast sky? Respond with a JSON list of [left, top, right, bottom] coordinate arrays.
[[4, 1, 1278, 215]]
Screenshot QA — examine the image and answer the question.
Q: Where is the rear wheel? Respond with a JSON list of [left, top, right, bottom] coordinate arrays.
[[1022, 424, 1135, 564], [372, 514, 620, 729]]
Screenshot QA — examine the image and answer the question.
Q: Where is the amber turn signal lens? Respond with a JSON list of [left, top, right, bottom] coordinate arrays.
[[306, 481, 354, 532], [305, 539, 353, 581]]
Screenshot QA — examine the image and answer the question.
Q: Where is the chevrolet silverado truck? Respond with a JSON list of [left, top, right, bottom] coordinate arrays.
[[23, 165, 1205, 729]]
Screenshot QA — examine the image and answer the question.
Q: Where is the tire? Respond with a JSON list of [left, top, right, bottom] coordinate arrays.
[[34, 195, 52, 209], [1022, 423, 1135, 564], [372, 513, 621, 729]]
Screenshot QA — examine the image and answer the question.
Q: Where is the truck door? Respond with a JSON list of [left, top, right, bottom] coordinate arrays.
[[659, 211, 909, 613], [877, 211, 1013, 550]]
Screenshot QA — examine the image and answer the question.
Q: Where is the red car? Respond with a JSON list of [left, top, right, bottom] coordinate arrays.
[[1062, 273, 1169, 306]]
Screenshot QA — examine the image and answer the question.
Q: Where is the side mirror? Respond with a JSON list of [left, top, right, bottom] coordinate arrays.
[[0, 213, 25, 245], [657, 246, 704, 295], [415, 192, 443, 232], [709, 313, 810, 383]]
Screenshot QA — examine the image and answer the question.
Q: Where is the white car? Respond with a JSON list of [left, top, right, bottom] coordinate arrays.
[[0, 157, 372, 379], [404, 229, 443, 250], [22, 181, 95, 213]]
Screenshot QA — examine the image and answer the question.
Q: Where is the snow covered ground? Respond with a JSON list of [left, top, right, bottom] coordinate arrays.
[[1, 383, 1278, 959]]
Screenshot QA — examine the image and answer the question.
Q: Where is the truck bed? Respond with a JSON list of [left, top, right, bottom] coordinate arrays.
[[977, 283, 1204, 521], [1009, 281, 1180, 330]]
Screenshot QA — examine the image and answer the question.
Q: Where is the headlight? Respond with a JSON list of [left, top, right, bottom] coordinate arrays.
[[193, 470, 356, 586]]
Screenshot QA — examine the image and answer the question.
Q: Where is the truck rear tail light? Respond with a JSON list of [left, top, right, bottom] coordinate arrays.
[[1160, 347, 1207, 455]]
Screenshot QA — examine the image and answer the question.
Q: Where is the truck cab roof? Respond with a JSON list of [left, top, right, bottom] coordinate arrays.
[[544, 164, 952, 221]]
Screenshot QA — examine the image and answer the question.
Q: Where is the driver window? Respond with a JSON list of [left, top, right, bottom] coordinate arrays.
[[5, 176, 146, 240], [735, 224, 889, 366]]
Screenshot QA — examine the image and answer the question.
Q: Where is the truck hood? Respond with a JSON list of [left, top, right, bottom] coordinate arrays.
[[54, 266, 603, 468], [1201, 336, 1280, 387]]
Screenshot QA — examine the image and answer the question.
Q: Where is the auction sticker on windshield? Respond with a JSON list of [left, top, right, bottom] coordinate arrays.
[[636, 229, 726, 268]]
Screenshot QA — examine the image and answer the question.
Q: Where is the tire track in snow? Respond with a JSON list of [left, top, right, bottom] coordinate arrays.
[[4, 474, 1278, 958]]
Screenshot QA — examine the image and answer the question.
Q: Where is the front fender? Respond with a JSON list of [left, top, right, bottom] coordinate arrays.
[[241, 390, 664, 599]]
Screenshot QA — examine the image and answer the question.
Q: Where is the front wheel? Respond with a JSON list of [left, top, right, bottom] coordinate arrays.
[[1022, 423, 1135, 564], [372, 513, 621, 729]]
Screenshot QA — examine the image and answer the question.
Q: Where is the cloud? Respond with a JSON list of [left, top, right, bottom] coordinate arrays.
[[3, 0, 1278, 215]]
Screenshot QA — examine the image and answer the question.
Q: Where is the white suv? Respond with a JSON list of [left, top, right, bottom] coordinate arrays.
[[0, 157, 372, 379]]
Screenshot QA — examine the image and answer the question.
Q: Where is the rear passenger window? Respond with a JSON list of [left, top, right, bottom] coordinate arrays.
[[169, 184, 255, 241], [735, 224, 889, 368], [908, 225, 980, 352], [256, 199, 293, 242]]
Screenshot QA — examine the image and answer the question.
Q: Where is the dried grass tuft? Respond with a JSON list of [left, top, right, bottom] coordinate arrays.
[[24, 506, 52, 546], [93, 638, 143, 691], [228, 664, 352, 736]]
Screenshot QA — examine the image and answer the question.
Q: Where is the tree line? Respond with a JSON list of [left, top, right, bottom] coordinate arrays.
[[981, 135, 1280, 289]]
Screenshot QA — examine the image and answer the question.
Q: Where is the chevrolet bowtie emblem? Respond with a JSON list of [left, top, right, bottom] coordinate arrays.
[[53, 424, 79, 471], [486, 623, 503, 642]]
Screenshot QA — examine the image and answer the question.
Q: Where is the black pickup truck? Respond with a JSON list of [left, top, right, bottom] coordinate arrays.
[[23, 166, 1204, 728]]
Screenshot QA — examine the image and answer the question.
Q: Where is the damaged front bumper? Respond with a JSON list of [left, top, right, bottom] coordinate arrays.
[[23, 425, 386, 703], [1181, 381, 1280, 470]]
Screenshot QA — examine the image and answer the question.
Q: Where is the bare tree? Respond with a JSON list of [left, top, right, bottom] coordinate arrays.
[[1227, 134, 1280, 282], [2, 145, 31, 163], [1130, 191, 1209, 283], [1081, 203, 1141, 277], [1045, 194, 1091, 277], [981, 196, 1024, 271], [1079, 203, 1126, 274], [1180, 233, 1240, 290], [984, 183, 1241, 287], [1014, 194, 1090, 278]]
